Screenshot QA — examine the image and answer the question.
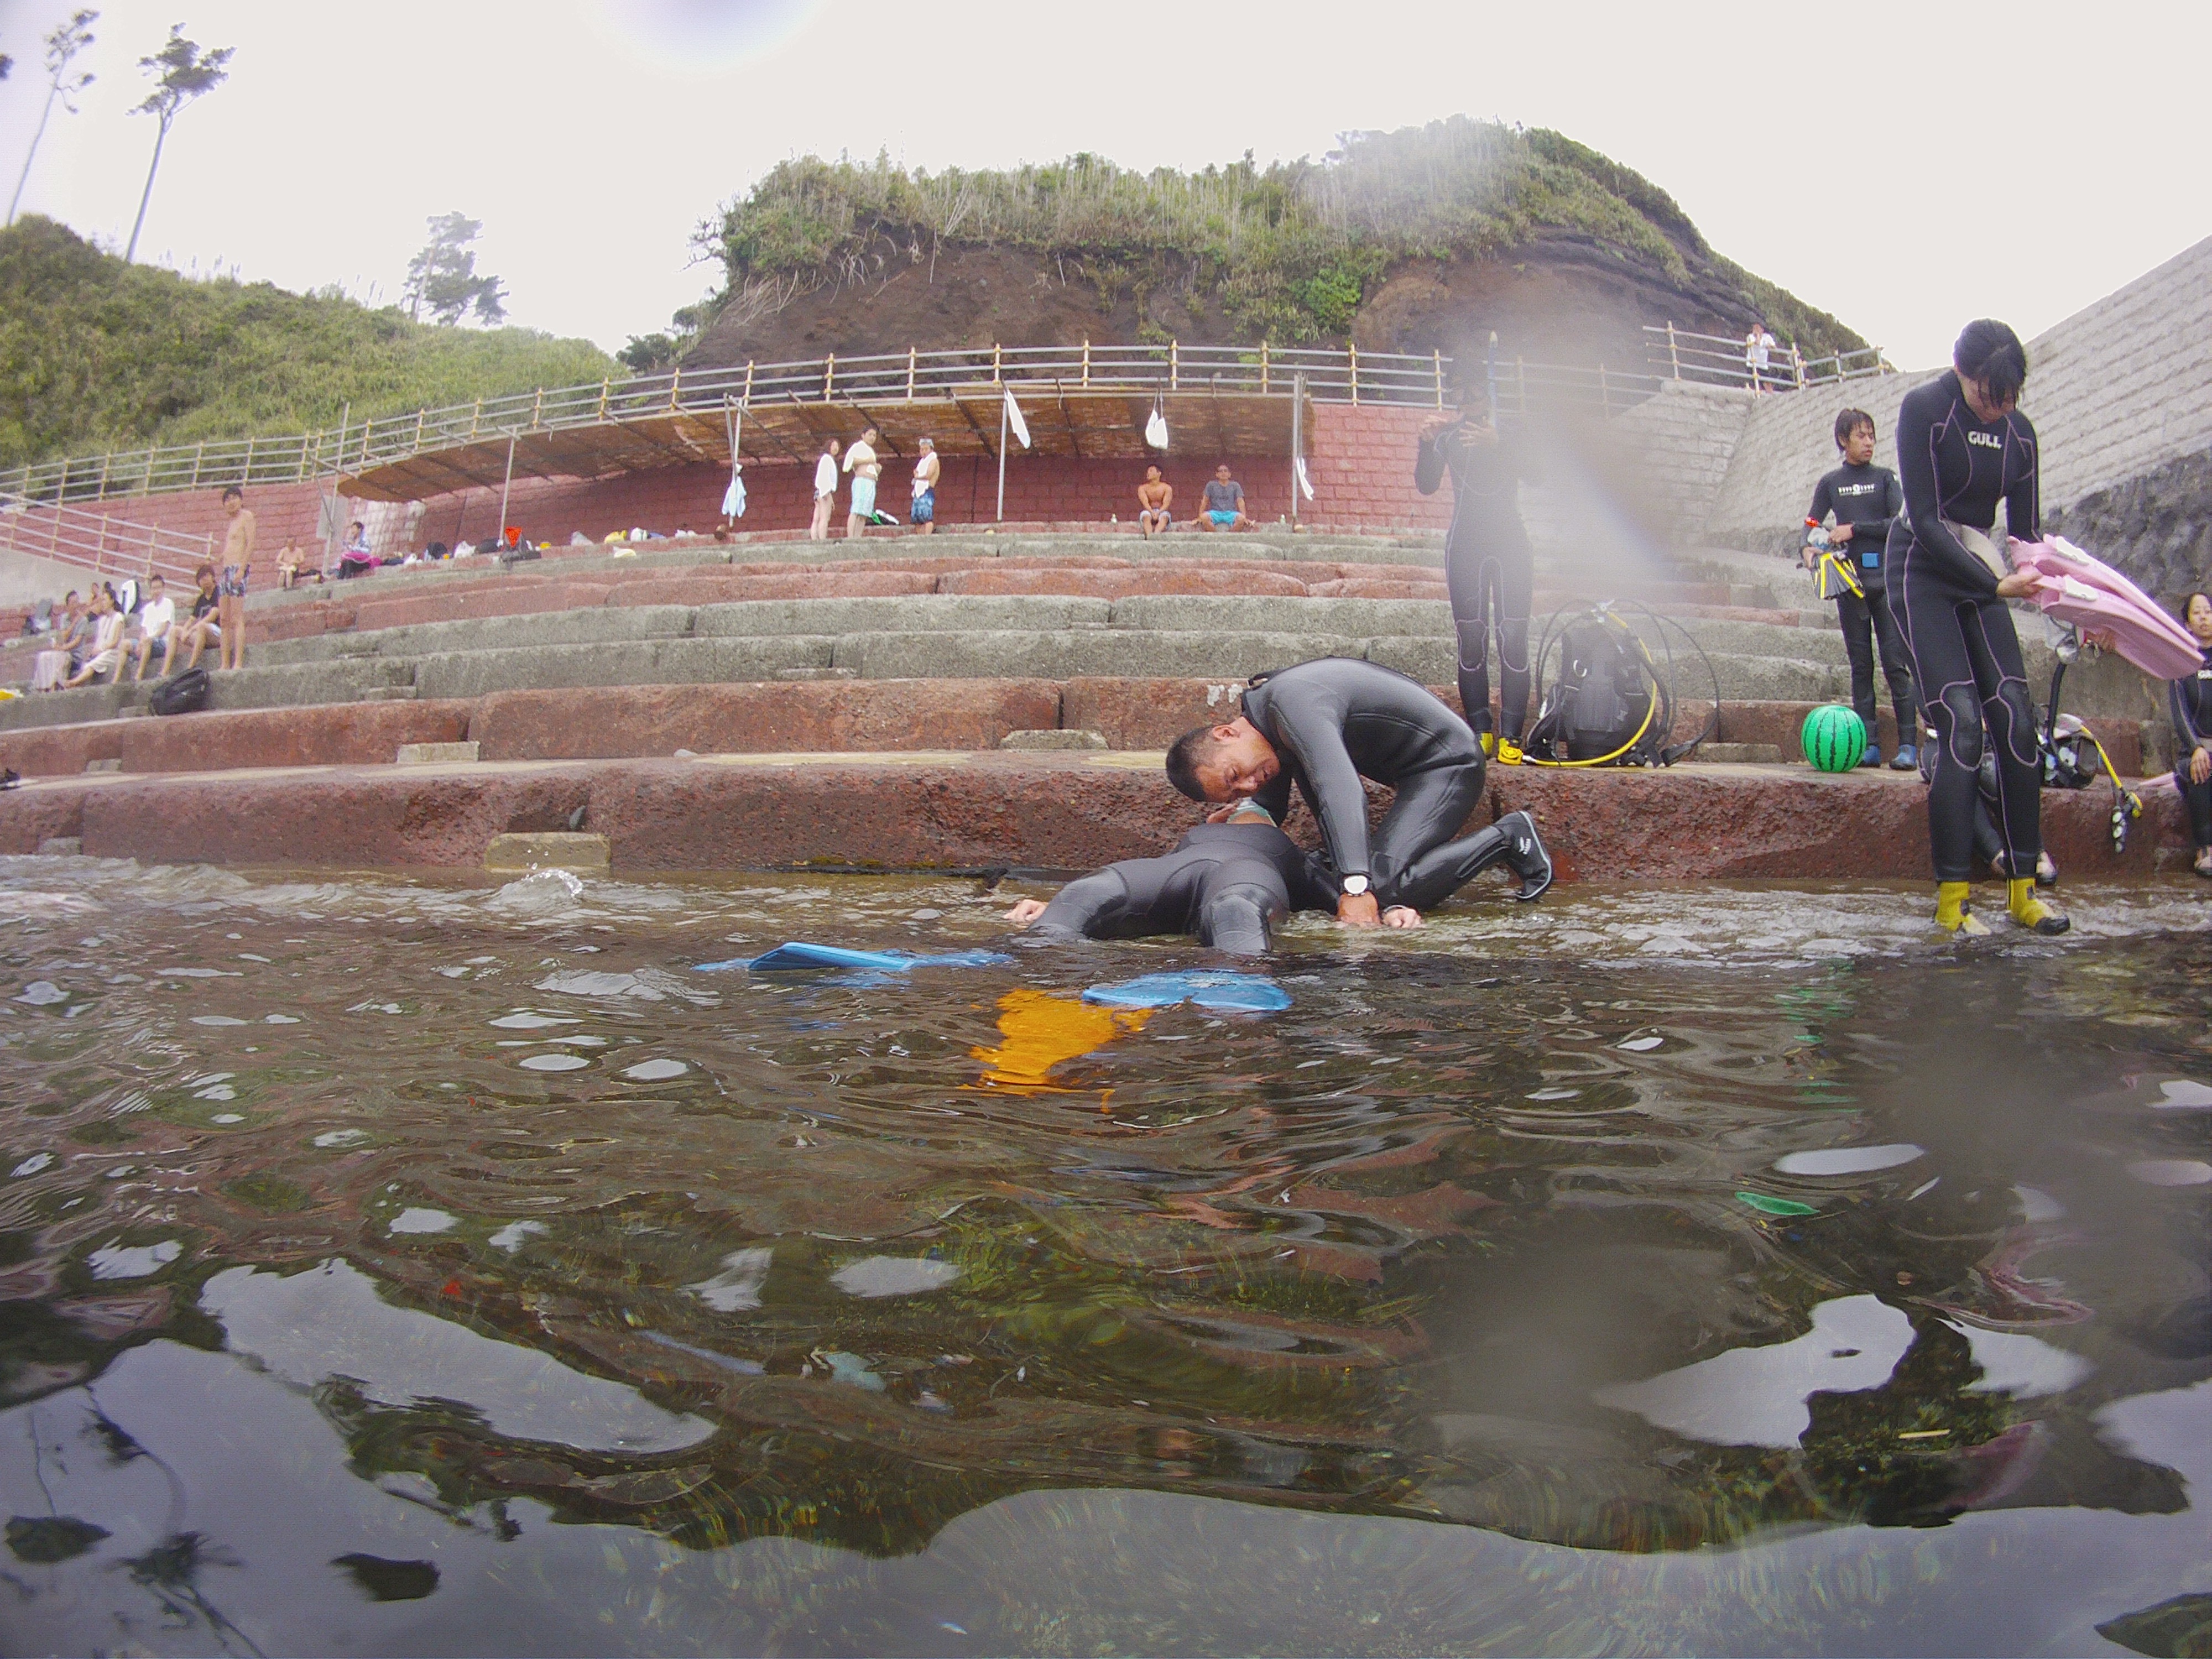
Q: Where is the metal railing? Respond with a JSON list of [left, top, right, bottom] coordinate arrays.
[[0, 494, 218, 584], [0, 341, 1674, 509], [8, 320, 1901, 509], [1645, 325, 1896, 391]]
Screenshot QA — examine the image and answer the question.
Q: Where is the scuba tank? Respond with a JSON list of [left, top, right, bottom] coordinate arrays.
[[1523, 603, 1719, 767]]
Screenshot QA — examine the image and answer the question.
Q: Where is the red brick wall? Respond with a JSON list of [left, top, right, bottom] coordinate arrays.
[[3, 403, 1443, 594]]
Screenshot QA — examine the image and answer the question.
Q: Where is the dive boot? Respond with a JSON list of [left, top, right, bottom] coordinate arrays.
[[1478, 731, 1498, 760], [1498, 810, 1552, 901], [1496, 737, 1525, 766], [2008, 878, 2069, 935]]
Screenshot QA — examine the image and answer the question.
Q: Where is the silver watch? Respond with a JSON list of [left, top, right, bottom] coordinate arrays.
[[1341, 875, 1370, 897]]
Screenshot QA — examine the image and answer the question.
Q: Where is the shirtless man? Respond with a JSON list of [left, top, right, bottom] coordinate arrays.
[[843, 426, 881, 540], [216, 485, 255, 670], [909, 436, 940, 535], [1136, 465, 1173, 538]]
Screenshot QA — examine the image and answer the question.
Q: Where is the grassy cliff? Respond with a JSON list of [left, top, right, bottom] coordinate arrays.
[[0, 217, 615, 472], [691, 119, 1864, 363]]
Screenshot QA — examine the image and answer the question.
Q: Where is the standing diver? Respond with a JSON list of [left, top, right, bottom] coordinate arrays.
[[2170, 591, 2212, 879], [1001, 801, 1337, 954], [1890, 320, 2067, 936], [1805, 409, 1918, 769], [1417, 369, 1536, 763], [1164, 656, 1552, 929]]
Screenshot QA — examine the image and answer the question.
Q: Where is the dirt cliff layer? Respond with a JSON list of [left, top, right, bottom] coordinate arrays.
[[688, 231, 1822, 379]]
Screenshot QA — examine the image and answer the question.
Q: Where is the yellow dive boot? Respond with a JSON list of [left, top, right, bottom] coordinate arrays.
[[1495, 737, 1525, 766], [1935, 881, 1990, 937], [2008, 877, 2070, 935]]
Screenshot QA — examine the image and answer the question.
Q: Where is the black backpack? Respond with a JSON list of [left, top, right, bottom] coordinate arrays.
[[149, 667, 210, 716], [1528, 615, 1655, 763]]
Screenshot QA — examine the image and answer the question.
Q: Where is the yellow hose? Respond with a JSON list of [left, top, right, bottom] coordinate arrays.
[[1521, 619, 1663, 769]]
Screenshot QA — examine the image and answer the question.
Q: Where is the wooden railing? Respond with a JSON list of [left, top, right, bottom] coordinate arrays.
[[1645, 325, 1896, 390]]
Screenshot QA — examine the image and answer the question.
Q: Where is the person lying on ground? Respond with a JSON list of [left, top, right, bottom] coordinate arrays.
[[1138, 466, 1174, 537], [1165, 656, 1552, 928], [1193, 464, 1251, 532], [1001, 800, 1335, 955]]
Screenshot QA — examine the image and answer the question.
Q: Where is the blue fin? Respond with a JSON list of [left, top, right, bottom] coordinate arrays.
[[1082, 971, 1292, 1013], [702, 943, 1015, 973]]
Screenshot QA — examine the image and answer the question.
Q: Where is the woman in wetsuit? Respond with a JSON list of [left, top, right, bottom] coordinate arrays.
[[1416, 393, 1534, 761], [2171, 591, 2212, 877], [1888, 320, 2067, 936]]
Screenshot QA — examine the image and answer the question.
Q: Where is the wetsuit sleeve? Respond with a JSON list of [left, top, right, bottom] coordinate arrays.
[[1268, 687, 1373, 880], [1896, 387, 2000, 597], [1868, 468, 1902, 547], [1807, 472, 1836, 524], [1415, 434, 1449, 497], [1034, 869, 1130, 940], [2006, 414, 2041, 542], [2174, 677, 2208, 752]]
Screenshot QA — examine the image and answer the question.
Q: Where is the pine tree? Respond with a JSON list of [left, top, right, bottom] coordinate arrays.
[[402, 212, 508, 326], [126, 24, 233, 263], [8, 9, 98, 229]]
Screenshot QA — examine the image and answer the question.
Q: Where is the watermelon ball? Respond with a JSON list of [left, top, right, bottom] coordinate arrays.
[[1801, 704, 1868, 772]]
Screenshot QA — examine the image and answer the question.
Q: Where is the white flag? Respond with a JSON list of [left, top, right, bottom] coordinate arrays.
[[1003, 388, 1031, 450], [1145, 404, 1169, 450], [722, 467, 746, 519], [1294, 455, 1315, 502]]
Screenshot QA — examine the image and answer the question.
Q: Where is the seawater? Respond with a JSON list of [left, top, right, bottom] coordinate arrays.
[[0, 854, 2206, 1657]]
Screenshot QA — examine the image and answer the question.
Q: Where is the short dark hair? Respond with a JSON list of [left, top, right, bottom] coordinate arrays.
[[193, 562, 215, 582], [1953, 319, 2028, 404], [148, 574, 165, 586], [1165, 725, 1228, 800], [1834, 409, 1874, 448], [221, 484, 243, 502], [2179, 591, 2211, 621]]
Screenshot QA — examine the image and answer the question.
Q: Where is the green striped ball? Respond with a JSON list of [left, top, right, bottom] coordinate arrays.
[[1801, 704, 1868, 773]]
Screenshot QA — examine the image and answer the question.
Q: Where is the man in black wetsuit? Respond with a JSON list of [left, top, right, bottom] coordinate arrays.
[[1417, 387, 1535, 762], [1806, 408, 1918, 770], [1002, 802, 1335, 955], [1889, 319, 2065, 937], [1162, 656, 1552, 928]]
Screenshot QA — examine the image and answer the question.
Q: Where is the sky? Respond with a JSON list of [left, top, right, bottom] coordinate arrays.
[[1, 0, 2205, 372]]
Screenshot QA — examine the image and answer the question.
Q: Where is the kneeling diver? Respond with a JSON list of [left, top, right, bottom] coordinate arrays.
[[1004, 802, 1334, 955], [1163, 656, 1552, 926]]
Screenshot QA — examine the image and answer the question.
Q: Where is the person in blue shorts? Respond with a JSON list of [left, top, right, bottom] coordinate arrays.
[[909, 436, 940, 534], [1194, 464, 1252, 532]]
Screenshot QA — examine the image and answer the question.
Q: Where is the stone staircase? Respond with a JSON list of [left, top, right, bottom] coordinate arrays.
[[0, 527, 2161, 773]]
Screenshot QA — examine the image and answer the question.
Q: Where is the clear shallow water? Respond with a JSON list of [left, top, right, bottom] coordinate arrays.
[[0, 854, 2206, 1657]]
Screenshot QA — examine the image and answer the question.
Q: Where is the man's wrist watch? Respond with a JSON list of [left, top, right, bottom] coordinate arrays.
[[1340, 875, 1370, 898]]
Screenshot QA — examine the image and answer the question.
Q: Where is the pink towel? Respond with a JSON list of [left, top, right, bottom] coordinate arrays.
[[2008, 536, 2203, 681]]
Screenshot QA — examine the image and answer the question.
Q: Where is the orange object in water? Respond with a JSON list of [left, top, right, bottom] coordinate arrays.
[[971, 989, 1147, 1094]]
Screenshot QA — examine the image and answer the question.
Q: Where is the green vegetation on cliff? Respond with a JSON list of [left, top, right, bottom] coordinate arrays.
[[0, 217, 615, 472], [696, 118, 1863, 356]]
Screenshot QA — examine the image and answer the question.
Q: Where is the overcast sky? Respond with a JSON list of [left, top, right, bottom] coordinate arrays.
[[2, 0, 2204, 371]]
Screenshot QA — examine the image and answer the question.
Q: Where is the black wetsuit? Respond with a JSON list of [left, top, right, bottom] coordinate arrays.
[[1030, 821, 1332, 956], [1809, 461, 1917, 745], [1239, 657, 1531, 912], [2172, 644, 2212, 849], [1417, 421, 1533, 741], [1886, 371, 2043, 883]]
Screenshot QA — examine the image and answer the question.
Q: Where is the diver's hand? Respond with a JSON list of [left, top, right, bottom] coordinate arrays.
[[1417, 414, 1456, 444], [1829, 523, 1853, 543], [2084, 627, 2118, 651], [1337, 892, 1382, 928], [1381, 905, 1422, 929], [1995, 571, 2038, 601], [1204, 801, 1244, 823], [1001, 899, 1048, 927], [2192, 747, 2211, 786]]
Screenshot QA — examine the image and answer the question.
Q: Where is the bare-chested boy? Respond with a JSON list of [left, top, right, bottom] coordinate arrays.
[[1137, 466, 1173, 537], [216, 486, 255, 670]]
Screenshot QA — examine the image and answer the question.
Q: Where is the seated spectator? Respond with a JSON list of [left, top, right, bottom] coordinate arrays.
[[1193, 464, 1253, 533], [1137, 465, 1173, 537], [275, 539, 315, 589], [169, 565, 222, 675], [337, 521, 378, 580], [129, 576, 176, 682], [29, 591, 81, 691], [61, 588, 124, 687], [21, 597, 53, 637]]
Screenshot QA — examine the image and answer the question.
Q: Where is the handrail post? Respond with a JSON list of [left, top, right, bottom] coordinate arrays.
[[1261, 340, 1270, 395], [1432, 349, 1443, 409], [95, 514, 109, 575], [1791, 345, 1805, 390], [992, 342, 1002, 384], [597, 378, 609, 420], [669, 367, 682, 412], [906, 346, 917, 402], [824, 354, 835, 400], [189, 445, 203, 489], [1082, 338, 1091, 388], [243, 435, 254, 483], [531, 387, 544, 428], [1348, 344, 1358, 406], [97, 453, 111, 499], [471, 400, 482, 441], [1170, 339, 1178, 392], [742, 360, 754, 408]]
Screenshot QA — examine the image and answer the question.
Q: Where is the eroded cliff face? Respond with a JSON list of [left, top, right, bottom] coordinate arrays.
[[2048, 449, 2212, 602], [685, 231, 1817, 376]]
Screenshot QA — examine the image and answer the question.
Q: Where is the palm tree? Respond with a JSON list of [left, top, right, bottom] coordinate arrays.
[[124, 25, 232, 264], [8, 9, 98, 229]]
